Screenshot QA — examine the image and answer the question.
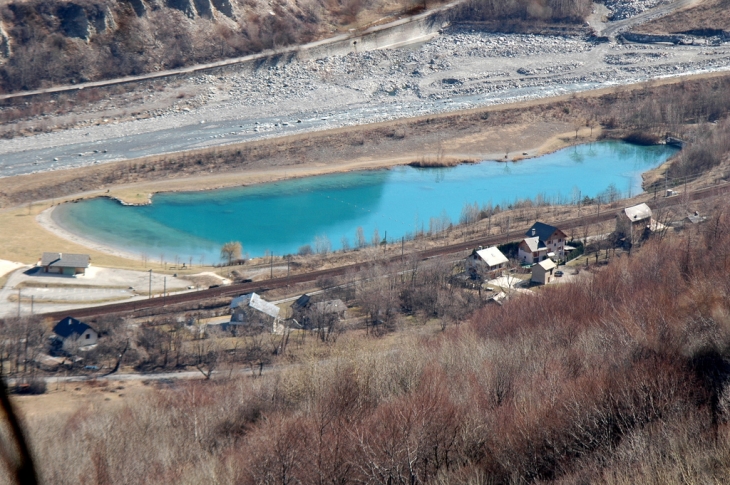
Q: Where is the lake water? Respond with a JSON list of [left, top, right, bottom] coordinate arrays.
[[52, 141, 677, 262]]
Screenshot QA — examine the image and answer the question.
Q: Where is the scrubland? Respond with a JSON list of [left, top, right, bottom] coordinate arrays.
[[0, 199, 729, 483]]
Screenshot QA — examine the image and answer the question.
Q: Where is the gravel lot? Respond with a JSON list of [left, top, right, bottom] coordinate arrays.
[[0, 3, 729, 178], [0, 266, 196, 317]]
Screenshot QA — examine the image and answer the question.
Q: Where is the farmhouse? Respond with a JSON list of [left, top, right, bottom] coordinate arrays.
[[40, 252, 90, 276], [52, 316, 98, 351], [531, 258, 557, 285], [615, 203, 655, 240], [518, 222, 567, 264], [466, 246, 509, 279], [229, 292, 283, 333]]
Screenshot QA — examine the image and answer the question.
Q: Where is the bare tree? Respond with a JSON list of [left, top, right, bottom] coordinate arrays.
[[356, 226, 367, 248], [220, 241, 243, 266], [194, 336, 219, 380]]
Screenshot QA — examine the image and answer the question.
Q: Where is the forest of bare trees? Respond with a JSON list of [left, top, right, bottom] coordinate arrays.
[[0, 197, 728, 484]]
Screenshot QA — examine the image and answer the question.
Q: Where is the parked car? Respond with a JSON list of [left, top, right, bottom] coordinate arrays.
[[555, 270, 564, 277]]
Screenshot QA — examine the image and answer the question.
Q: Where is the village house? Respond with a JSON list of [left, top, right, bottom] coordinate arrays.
[[52, 316, 98, 352], [466, 246, 509, 279], [40, 252, 90, 276], [305, 300, 348, 328], [291, 294, 348, 328], [615, 203, 656, 241], [518, 222, 568, 264], [531, 258, 557, 285], [229, 292, 283, 334]]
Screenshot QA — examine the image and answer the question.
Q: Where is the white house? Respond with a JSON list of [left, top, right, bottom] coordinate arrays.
[[466, 246, 509, 279], [615, 203, 656, 241], [518, 222, 568, 264], [531, 258, 556, 285], [40, 252, 90, 276], [52, 316, 98, 351], [229, 293, 283, 334]]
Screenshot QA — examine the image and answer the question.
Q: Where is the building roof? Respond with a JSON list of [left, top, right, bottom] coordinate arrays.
[[474, 247, 509, 267], [53, 316, 93, 339], [535, 259, 556, 271], [292, 294, 311, 310], [525, 222, 561, 242], [41, 252, 90, 268], [312, 299, 347, 314], [686, 212, 706, 224], [623, 203, 652, 222], [521, 236, 547, 253], [230, 293, 280, 319]]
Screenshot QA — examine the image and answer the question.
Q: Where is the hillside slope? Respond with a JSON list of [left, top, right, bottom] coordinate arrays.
[[0, 0, 599, 94], [0, 0, 423, 92]]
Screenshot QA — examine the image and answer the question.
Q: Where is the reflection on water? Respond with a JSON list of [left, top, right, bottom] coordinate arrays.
[[53, 141, 678, 260]]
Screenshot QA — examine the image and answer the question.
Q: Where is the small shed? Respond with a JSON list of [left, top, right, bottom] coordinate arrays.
[[230, 293, 283, 333], [466, 246, 509, 279], [40, 252, 90, 276], [291, 294, 311, 314], [52, 316, 98, 351], [531, 258, 556, 285], [685, 211, 706, 225]]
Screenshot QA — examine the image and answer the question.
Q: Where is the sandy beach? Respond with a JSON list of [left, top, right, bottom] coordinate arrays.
[[37, 207, 146, 262]]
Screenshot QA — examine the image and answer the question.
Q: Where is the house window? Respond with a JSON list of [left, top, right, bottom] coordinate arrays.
[[86, 334, 90, 339]]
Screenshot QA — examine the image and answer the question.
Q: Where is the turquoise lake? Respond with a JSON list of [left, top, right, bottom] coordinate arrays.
[[53, 141, 678, 262]]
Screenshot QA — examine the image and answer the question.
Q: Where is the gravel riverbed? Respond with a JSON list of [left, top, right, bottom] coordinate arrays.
[[1, 23, 729, 178]]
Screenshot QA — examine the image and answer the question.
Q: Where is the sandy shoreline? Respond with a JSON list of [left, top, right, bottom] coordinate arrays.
[[37, 207, 146, 262]]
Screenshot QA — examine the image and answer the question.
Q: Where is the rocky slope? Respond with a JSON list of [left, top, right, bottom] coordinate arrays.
[[0, 0, 420, 92]]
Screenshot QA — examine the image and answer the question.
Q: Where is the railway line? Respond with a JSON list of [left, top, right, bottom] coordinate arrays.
[[42, 182, 730, 320]]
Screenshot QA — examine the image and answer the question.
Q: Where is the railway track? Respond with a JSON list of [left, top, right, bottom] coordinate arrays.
[[43, 182, 730, 320]]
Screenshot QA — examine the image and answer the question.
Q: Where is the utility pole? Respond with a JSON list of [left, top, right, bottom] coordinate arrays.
[[270, 253, 274, 279], [163, 277, 167, 306], [148, 269, 152, 299], [401, 237, 404, 259]]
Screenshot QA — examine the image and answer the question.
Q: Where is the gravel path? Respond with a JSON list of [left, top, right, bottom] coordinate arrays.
[[0, 17, 728, 178]]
